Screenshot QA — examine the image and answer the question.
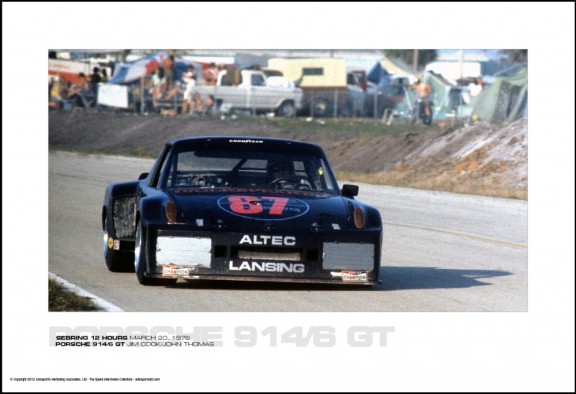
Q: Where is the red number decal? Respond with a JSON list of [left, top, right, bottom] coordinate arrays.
[[228, 196, 263, 214], [227, 196, 289, 215], [263, 196, 288, 215]]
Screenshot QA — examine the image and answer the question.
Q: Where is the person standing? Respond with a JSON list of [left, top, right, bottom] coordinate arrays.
[[408, 75, 433, 117], [89, 67, 102, 99], [101, 68, 109, 83], [163, 54, 175, 90]]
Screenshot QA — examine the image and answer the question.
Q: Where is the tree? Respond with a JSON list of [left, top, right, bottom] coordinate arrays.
[[382, 49, 437, 70], [500, 49, 528, 64]]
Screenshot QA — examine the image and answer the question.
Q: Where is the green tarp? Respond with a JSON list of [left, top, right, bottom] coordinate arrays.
[[473, 68, 528, 123]]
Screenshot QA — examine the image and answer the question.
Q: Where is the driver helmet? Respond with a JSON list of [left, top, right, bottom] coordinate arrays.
[[266, 159, 294, 180]]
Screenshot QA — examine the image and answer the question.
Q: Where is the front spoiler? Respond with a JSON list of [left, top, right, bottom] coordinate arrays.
[[147, 272, 377, 286]]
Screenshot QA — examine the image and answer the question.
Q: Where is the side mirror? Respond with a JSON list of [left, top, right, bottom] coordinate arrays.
[[138, 172, 149, 180], [341, 184, 359, 198]]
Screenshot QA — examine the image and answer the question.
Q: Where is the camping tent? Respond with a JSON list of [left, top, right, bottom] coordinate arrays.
[[472, 68, 528, 123], [109, 53, 202, 85]]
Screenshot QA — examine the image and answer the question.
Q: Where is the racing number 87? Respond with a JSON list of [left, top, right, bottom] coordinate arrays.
[[228, 196, 288, 215]]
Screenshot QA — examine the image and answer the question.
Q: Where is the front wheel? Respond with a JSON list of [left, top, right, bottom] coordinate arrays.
[[134, 220, 176, 286], [103, 216, 134, 272]]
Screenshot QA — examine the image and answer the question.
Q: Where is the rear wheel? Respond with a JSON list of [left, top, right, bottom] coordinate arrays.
[[103, 216, 134, 272], [311, 98, 330, 117], [277, 101, 295, 117]]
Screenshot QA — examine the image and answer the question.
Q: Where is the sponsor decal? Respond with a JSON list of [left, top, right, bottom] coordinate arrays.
[[162, 264, 191, 277], [107, 236, 114, 249], [217, 195, 309, 221], [228, 139, 263, 144], [239, 234, 296, 246], [342, 271, 368, 282], [229, 260, 305, 273]]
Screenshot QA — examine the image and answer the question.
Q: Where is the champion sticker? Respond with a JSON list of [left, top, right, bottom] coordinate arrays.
[[217, 195, 309, 221], [342, 271, 368, 282], [162, 264, 190, 277]]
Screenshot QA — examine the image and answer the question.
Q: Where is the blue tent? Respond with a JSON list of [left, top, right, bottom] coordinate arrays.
[[109, 53, 201, 85], [367, 61, 391, 85]]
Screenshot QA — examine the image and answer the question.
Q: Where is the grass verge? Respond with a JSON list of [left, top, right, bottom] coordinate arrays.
[[49, 278, 102, 312]]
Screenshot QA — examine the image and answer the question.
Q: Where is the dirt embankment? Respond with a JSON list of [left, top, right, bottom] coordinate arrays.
[[48, 110, 527, 199]]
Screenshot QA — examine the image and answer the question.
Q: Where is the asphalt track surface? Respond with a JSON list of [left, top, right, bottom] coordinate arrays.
[[49, 151, 528, 312]]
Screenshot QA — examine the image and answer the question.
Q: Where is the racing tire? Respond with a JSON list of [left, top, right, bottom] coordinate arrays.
[[276, 101, 296, 118], [134, 220, 177, 286], [103, 216, 134, 272], [311, 98, 330, 118]]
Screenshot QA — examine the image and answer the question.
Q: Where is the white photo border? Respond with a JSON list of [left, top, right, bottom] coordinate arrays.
[[3, 2, 575, 392]]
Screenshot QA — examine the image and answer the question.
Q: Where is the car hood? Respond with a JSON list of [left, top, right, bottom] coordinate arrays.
[[169, 189, 354, 233]]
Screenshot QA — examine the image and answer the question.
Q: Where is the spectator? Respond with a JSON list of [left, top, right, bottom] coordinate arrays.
[[101, 68, 109, 83], [163, 54, 175, 90], [221, 64, 241, 86], [49, 77, 53, 100], [407, 75, 433, 117], [181, 67, 202, 114], [151, 67, 166, 110], [89, 67, 102, 98], [57, 77, 69, 101], [67, 73, 95, 108], [203, 62, 218, 86], [468, 77, 483, 98]]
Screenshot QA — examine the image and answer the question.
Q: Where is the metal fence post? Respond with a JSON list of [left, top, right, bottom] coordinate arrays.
[[173, 88, 178, 113], [373, 89, 378, 119], [310, 92, 314, 118], [333, 90, 338, 118], [140, 77, 144, 114]]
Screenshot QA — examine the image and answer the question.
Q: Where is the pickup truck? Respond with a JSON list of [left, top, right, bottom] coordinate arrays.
[[193, 69, 304, 117]]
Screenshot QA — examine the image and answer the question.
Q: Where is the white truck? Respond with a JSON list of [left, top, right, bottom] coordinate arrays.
[[193, 69, 304, 117]]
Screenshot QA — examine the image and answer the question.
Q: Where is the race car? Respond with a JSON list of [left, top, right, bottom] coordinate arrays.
[[102, 136, 382, 286]]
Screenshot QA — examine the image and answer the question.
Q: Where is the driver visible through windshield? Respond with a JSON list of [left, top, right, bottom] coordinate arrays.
[[163, 149, 337, 194]]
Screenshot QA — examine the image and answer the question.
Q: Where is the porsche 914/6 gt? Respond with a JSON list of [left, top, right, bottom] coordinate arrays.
[[102, 137, 382, 286]]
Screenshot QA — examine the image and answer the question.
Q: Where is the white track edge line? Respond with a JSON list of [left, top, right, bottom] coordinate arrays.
[[49, 272, 124, 312]]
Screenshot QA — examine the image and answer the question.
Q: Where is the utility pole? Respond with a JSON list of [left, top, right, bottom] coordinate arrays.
[[413, 49, 419, 70], [459, 49, 464, 79]]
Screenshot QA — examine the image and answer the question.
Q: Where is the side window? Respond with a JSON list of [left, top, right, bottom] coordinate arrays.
[[302, 67, 324, 76], [150, 145, 172, 188], [251, 74, 265, 86], [347, 73, 358, 86]]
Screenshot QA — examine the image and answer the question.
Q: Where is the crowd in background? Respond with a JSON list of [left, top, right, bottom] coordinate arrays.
[[49, 67, 108, 110]]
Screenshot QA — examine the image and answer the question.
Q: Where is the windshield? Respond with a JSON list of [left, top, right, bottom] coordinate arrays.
[[162, 149, 338, 194]]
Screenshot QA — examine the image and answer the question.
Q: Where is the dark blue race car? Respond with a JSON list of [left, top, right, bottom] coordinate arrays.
[[102, 137, 382, 286]]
